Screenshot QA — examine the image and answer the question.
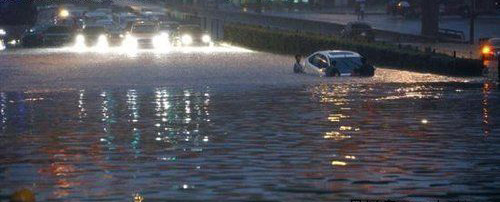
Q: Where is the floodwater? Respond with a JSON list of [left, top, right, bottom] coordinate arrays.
[[0, 46, 499, 201]]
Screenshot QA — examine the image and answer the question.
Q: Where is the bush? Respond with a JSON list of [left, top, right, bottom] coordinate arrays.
[[223, 24, 484, 76]]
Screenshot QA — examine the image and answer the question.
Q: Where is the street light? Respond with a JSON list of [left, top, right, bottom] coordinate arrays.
[[59, 9, 70, 18]]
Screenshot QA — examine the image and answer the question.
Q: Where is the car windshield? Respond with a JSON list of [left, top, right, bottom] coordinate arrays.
[[330, 57, 363, 73], [132, 25, 157, 33], [45, 26, 71, 34], [84, 27, 106, 34], [178, 26, 202, 33]]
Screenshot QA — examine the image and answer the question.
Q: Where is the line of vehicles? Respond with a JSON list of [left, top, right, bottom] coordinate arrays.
[[19, 4, 213, 50]]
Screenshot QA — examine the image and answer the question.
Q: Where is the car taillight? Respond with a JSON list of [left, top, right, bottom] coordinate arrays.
[[482, 46, 492, 55]]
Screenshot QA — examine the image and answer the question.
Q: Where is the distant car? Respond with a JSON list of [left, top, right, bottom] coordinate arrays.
[[341, 22, 375, 42], [42, 25, 74, 46], [77, 26, 109, 47], [387, 0, 420, 18], [305, 50, 375, 77], [124, 21, 168, 49], [21, 25, 49, 47], [481, 38, 500, 61], [174, 24, 211, 46]]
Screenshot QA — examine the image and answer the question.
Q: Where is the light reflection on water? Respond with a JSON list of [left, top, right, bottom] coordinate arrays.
[[0, 82, 498, 201]]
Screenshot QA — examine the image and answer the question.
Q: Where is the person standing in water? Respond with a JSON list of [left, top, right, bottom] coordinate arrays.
[[293, 54, 305, 73], [326, 60, 340, 77]]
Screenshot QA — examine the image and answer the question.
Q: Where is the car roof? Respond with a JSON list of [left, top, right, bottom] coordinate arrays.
[[489, 38, 500, 46], [315, 50, 361, 58]]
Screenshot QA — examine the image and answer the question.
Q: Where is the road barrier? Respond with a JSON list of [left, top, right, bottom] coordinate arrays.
[[224, 24, 484, 76]]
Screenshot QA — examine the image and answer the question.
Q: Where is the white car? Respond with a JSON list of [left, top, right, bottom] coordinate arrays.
[[123, 21, 169, 49], [304, 50, 375, 77]]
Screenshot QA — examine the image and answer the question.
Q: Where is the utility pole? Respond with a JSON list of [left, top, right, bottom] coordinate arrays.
[[469, 0, 476, 44], [421, 0, 439, 38]]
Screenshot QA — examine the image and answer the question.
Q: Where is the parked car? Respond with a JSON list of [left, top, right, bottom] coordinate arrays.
[[42, 25, 74, 46], [174, 24, 212, 46], [304, 50, 375, 77], [21, 25, 49, 47], [340, 22, 375, 42]]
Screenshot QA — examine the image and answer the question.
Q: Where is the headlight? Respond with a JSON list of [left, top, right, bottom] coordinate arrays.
[[0, 40, 5, 51], [74, 34, 86, 49], [153, 33, 169, 49], [96, 34, 108, 49], [0, 29, 6, 36], [122, 34, 137, 49], [181, 34, 193, 45], [202, 34, 211, 43]]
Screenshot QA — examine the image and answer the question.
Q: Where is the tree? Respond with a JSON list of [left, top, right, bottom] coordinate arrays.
[[0, 0, 37, 25], [420, 0, 439, 38]]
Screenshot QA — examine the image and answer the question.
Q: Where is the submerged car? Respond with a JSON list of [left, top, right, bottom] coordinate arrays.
[[123, 21, 169, 49], [174, 24, 212, 46], [305, 50, 375, 77]]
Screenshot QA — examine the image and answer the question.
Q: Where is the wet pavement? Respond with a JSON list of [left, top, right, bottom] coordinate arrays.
[[0, 46, 499, 201]]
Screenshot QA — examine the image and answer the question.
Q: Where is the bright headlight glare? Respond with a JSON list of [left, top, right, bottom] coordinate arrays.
[[153, 33, 170, 49], [0, 29, 6, 36], [0, 40, 5, 50], [123, 34, 137, 49], [76, 34, 85, 43], [202, 35, 211, 43], [181, 34, 193, 45], [74, 34, 86, 49], [96, 35, 108, 48]]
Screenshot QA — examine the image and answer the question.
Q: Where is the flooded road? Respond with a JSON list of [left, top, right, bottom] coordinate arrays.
[[0, 46, 499, 201]]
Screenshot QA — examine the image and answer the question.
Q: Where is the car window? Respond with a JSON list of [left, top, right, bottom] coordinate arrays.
[[318, 54, 329, 68], [331, 57, 363, 73]]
